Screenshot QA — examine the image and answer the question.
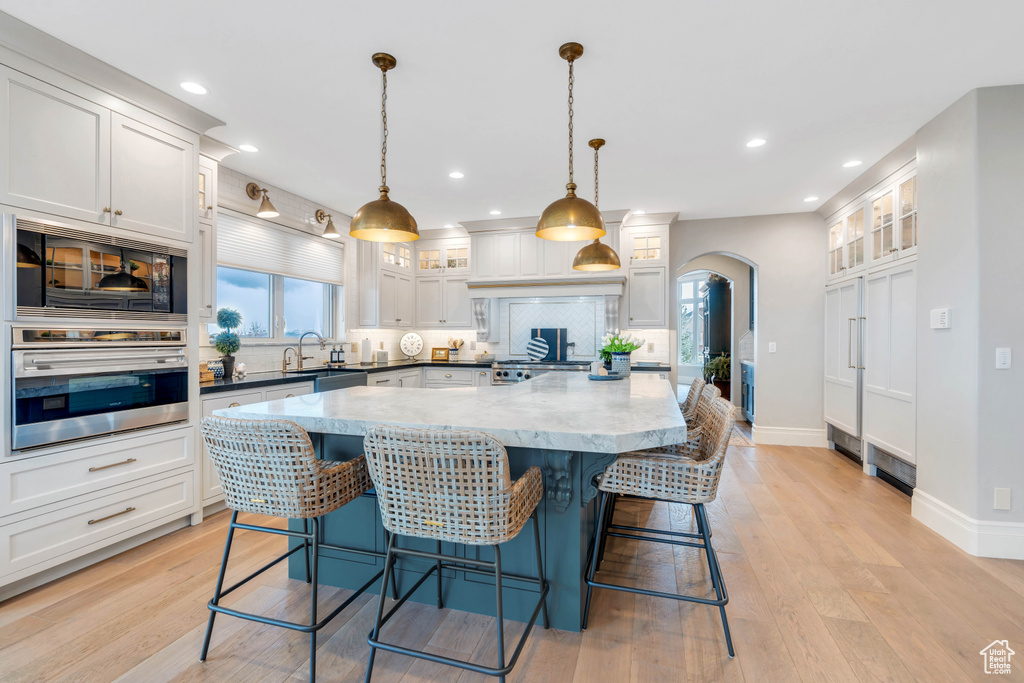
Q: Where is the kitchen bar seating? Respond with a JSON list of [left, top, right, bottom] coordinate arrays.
[[198, 417, 394, 682], [583, 398, 737, 657], [678, 376, 706, 416], [362, 425, 549, 683]]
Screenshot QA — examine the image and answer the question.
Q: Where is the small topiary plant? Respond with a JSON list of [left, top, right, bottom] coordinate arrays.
[[213, 308, 242, 377]]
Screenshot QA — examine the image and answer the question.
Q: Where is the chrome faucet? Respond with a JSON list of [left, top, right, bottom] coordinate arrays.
[[282, 346, 298, 373], [298, 331, 326, 371]]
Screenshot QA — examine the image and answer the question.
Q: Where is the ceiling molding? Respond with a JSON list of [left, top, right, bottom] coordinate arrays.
[[0, 10, 224, 134], [199, 136, 240, 163], [623, 211, 679, 227]]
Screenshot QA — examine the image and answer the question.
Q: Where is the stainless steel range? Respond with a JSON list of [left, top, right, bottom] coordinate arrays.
[[491, 360, 591, 385]]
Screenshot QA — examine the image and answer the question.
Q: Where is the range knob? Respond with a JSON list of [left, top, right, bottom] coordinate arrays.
[[524, 373, 531, 379], [501, 370, 509, 377], [516, 371, 523, 377]]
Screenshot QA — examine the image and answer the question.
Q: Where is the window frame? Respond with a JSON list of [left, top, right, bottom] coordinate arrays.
[[207, 264, 342, 343], [677, 274, 706, 368]]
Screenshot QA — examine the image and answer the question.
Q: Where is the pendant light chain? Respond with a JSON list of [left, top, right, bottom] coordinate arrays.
[[594, 144, 600, 209], [380, 69, 389, 187], [567, 58, 575, 185]]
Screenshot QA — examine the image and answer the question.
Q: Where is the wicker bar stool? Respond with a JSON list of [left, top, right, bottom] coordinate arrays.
[[199, 416, 396, 682], [678, 377, 705, 416], [362, 424, 549, 683], [583, 398, 737, 657]]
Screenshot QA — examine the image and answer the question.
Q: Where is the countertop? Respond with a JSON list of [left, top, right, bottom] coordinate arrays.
[[215, 372, 686, 454]]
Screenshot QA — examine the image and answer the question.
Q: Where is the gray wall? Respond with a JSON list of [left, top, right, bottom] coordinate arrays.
[[676, 254, 751, 407], [670, 213, 827, 442], [916, 85, 1024, 526]]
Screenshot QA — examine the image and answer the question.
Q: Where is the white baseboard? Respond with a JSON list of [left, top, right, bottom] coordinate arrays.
[[752, 425, 828, 448], [912, 489, 1024, 560]]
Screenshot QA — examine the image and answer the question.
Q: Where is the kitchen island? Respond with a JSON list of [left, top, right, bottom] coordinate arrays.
[[215, 373, 685, 631]]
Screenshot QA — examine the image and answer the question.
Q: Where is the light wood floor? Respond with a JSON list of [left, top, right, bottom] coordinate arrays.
[[3, 437, 1024, 682]]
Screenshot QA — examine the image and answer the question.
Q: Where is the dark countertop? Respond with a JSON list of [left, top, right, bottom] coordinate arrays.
[[200, 359, 671, 395]]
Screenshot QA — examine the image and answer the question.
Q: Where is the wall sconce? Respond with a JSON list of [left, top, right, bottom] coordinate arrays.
[[245, 182, 279, 218], [316, 209, 341, 239]]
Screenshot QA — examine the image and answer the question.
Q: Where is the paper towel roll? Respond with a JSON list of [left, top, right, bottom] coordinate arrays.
[[361, 338, 372, 364]]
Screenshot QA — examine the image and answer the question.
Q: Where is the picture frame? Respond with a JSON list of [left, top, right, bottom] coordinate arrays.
[[431, 347, 449, 361]]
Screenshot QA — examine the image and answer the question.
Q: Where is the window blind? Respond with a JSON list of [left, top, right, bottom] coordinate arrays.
[[217, 210, 345, 285]]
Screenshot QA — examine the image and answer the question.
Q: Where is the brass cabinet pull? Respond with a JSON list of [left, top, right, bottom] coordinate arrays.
[[285, 393, 294, 398], [88, 458, 137, 472], [88, 507, 136, 525], [102, 207, 111, 213], [114, 209, 123, 216], [479, 372, 487, 375], [445, 373, 452, 378], [229, 402, 241, 407]]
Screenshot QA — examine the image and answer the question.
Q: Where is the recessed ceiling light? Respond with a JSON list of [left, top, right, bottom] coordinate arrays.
[[633, 209, 646, 215], [238, 144, 259, 153], [489, 210, 502, 215], [746, 138, 766, 148], [803, 196, 819, 202], [180, 81, 207, 95], [443, 224, 454, 228], [843, 160, 862, 168], [448, 171, 464, 179]]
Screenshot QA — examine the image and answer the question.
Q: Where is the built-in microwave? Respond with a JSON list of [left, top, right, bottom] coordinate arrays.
[[8, 215, 188, 322]]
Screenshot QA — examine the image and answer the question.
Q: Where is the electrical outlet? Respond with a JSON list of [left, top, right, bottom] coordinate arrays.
[[768, 342, 777, 353], [351, 342, 358, 353], [996, 348, 1011, 369], [647, 342, 654, 352], [995, 488, 1012, 511], [470, 341, 477, 350]]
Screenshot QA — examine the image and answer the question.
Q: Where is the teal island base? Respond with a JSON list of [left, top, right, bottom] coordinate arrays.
[[291, 433, 616, 632]]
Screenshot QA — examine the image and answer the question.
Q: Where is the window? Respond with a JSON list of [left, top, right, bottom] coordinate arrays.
[[207, 266, 337, 340], [678, 275, 706, 366]]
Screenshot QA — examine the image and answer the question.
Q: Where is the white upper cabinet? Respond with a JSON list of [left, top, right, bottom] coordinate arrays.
[[443, 276, 472, 327], [0, 65, 110, 223], [196, 156, 218, 320], [896, 172, 918, 256], [414, 275, 443, 326], [828, 220, 845, 278], [870, 188, 896, 263], [846, 207, 865, 272], [626, 266, 667, 327], [110, 113, 194, 242], [626, 226, 667, 266], [379, 269, 412, 327], [0, 66, 197, 243], [360, 241, 414, 328], [413, 238, 472, 328], [519, 233, 544, 278], [382, 242, 412, 272]]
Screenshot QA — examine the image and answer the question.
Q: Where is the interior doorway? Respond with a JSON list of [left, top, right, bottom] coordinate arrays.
[[677, 271, 732, 399]]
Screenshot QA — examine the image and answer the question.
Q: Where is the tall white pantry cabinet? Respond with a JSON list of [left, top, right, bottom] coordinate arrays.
[[823, 162, 918, 485]]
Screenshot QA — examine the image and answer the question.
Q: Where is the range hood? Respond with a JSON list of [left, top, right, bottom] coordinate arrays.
[[465, 275, 626, 299]]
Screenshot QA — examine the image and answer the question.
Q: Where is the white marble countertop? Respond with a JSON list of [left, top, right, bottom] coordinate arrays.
[[215, 372, 686, 454]]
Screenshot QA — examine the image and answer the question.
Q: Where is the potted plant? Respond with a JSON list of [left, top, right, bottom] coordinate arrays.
[[213, 307, 242, 378], [703, 353, 731, 400], [600, 332, 645, 376]]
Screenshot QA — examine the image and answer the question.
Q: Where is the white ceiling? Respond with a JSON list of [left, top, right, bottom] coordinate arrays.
[[3, 1, 1024, 229]]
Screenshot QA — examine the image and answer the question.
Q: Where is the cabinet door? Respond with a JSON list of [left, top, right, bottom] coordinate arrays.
[[473, 369, 492, 386], [265, 383, 314, 401], [471, 234, 494, 279], [824, 278, 862, 436], [627, 267, 667, 327], [111, 113, 195, 242], [197, 223, 216, 320], [518, 233, 543, 277], [369, 373, 396, 387], [443, 276, 472, 327], [0, 65, 111, 223], [542, 240, 570, 277], [198, 156, 216, 225], [415, 276, 443, 327], [397, 370, 422, 388], [493, 233, 519, 278], [379, 270, 398, 326], [396, 274, 413, 327], [627, 228, 667, 266], [201, 390, 264, 502], [863, 262, 916, 463], [442, 240, 471, 274]]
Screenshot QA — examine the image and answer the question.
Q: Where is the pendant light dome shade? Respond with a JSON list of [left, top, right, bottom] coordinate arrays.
[[16, 243, 42, 268], [350, 52, 419, 243], [349, 186, 418, 242], [537, 183, 606, 241], [537, 42, 606, 242], [573, 238, 620, 271], [97, 250, 148, 292]]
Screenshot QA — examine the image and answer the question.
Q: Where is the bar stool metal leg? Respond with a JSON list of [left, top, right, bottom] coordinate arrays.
[[532, 512, 549, 629], [200, 510, 239, 662], [696, 504, 733, 657], [365, 534, 397, 683], [309, 516, 320, 681], [582, 491, 609, 631], [435, 541, 444, 609], [303, 518, 312, 584]]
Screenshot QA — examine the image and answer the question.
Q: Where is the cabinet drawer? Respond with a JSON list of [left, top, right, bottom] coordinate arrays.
[[202, 391, 265, 415], [0, 472, 193, 578], [265, 383, 314, 401], [423, 368, 474, 385], [0, 429, 193, 517]]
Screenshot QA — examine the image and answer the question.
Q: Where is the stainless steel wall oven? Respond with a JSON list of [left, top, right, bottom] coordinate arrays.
[[11, 326, 188, 450]]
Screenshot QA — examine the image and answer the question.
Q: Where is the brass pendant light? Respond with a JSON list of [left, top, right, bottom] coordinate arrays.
[[349, 53, 419, 243], [97, 250, 148, 292], [536, 42, 606, 242], [573, 138, 621, 271]]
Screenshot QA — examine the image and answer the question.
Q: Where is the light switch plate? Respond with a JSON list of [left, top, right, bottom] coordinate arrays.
[[930, 308, 951, 329], [647, 343, 654, 352], [995, 488, 1012, 511], [996, 348, 1011, 369], [768, 342, 777, 353]]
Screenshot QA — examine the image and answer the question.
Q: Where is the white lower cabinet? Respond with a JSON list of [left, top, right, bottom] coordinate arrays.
[[0, 472, 193, 582], [369, 372, 398, 387], [199, 381, 314, 505], [424, 368, 474, 388], [397, 369, 422, 388], [473, 368, 492, 386]]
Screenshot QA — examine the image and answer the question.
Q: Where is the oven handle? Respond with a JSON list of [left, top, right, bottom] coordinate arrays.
[[14, 349, 186, 377]]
